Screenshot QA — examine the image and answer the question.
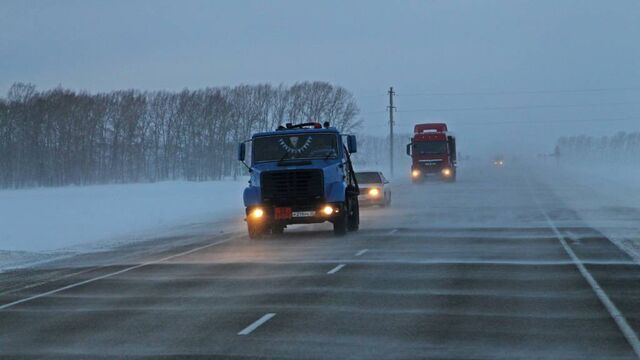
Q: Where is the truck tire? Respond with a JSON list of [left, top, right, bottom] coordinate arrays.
[[333, 204, 348, 236], [348, 197, 359, 232], [247, 220, 266, 239]]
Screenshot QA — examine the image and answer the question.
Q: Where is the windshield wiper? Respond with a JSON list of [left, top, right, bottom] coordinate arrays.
[[323, 150, 335, 160], [277, 152, 291, 164]]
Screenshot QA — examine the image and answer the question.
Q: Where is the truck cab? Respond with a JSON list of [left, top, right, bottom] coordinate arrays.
[[406, 123, 457, 182], [238, 122, 360, 238]]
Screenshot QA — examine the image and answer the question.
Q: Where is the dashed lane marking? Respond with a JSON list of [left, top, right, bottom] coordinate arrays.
[[387, 229, 398, 235], [355, 249, 368, 257], [327, 264, 346, 274], [238, 313, 276, 335]]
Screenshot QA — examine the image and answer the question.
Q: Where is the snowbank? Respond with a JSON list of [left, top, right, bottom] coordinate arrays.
[[0, 180, 246, 258]]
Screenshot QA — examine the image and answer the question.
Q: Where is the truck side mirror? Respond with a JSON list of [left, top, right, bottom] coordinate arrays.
[[406, 143, 412, 156], [237, 142, 246, 162], [347, 135, 357, 153]]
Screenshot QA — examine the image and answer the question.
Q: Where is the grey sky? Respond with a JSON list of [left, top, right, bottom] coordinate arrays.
[[2, 0, 639, 155]]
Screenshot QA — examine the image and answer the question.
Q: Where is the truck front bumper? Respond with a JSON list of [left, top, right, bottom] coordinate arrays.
[[246, 203, 343, 225]]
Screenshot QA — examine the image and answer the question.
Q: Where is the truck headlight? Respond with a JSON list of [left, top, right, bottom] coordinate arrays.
[[368, 188, 380, 197], [411, 169, 420, 178], [322, 205, 334, 215], [251, 208, 264, 219], [442, 168, 452, 177]]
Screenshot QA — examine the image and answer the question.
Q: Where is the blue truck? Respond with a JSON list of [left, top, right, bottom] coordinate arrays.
[[237, 122, 360, 238]]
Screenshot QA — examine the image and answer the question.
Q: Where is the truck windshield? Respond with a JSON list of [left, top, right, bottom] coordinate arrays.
[[414, 141, 448, 155], [252, 133, 339, 163], [356, 172, 382, 183]]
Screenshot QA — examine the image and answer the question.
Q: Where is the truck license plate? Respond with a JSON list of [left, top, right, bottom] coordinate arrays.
[[274, 207, 292, 220], [292, 211, 316, 218]]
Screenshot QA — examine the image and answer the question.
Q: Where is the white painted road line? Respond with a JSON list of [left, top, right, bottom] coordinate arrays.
[[355, 249, 368, 257], [0, 266, 101, 297], [0, 236, 237, 311], [238, 313, 276, 335], [327, 264, 346, 274], [528, 182, 640, 359], [387, 229, 398, 235]]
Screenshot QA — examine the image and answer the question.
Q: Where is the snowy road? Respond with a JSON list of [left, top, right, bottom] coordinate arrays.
[[1, 163, 640, 359]]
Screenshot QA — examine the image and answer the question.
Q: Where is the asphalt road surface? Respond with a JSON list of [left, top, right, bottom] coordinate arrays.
[[1, 163, 640, 359]]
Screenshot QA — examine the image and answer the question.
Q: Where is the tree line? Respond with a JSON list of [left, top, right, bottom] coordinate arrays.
[[555, 131, 640, 162], [0, 82, 361, 188]]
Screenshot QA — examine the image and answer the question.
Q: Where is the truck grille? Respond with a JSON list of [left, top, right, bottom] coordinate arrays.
[[261, 170, 324, 206]]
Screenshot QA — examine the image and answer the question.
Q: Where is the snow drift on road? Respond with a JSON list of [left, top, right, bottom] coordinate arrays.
[[0, 180, 246, 269]]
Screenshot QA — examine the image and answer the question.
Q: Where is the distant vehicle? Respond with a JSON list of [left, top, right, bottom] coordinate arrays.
[[406, 123, 457, 182], [238, 122, 360, 238], [356, 171, 391, 207], [493, 155, 505, 167]]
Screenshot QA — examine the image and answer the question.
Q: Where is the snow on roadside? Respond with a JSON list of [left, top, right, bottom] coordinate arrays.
[[0, 180, 247, 270], [536, 161, 640, 263]]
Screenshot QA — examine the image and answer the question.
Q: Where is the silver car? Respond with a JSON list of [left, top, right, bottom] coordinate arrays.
[[356, 171, 391, 207]]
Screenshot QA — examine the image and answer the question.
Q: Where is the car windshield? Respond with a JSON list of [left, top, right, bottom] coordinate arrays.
[[356, 172, 382, 183], [252, 133, 339, 163], [414, 141, 448, 155]]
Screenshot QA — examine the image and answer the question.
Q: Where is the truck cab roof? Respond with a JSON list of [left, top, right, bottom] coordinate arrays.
[[252, 126, 341, 139]]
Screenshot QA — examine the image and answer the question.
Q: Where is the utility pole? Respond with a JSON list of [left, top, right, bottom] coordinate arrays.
[[387, 87, 396, 177]]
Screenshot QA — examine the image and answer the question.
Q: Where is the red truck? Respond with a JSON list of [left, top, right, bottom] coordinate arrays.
[[406, 123, 457, 182]]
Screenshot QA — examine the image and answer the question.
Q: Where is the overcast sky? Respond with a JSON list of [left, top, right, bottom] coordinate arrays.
[[2, 0, 639, 156]]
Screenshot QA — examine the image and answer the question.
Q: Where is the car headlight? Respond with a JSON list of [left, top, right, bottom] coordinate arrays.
[[368, 188, 380, 197]]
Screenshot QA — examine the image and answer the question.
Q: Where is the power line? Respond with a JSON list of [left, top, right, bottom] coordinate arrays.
[[395, 100, 640, 114], [396, 86, 640, 97], [367, 115, 640, 126]]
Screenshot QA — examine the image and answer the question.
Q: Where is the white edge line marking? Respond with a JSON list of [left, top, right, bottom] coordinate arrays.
[[0, 266, 101, 297], [355, 249, 368, 257], [238, 313, 276, 335], [0, 236, 237, 311], [327, 264, 346, 274], [388, 229, 398, 235], [528, 182, 640, 358]]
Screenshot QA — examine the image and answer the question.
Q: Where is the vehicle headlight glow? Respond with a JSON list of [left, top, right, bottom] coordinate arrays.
[[251, 208, 264, 219], [368, 188, 380, 197], [411, 169, 420, 178], [442, 168, 452, 176], [322, 205, 334, 215]]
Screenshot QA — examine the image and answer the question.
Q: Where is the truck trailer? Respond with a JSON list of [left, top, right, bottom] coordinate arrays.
[[406, 123, 457, 182]]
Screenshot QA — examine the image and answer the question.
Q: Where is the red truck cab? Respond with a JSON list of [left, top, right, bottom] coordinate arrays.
[[406, 123, 457, 182]]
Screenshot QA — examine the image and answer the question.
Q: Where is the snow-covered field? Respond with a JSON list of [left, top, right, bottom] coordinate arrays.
[[537, 161, 640, 263], [0, 180, 246, 270]]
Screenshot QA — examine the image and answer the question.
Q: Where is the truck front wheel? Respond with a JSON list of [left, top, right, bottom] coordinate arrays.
[[347, 196, 360, 232], [247, 220, 267, 239], [333, 204, 348, 236]]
